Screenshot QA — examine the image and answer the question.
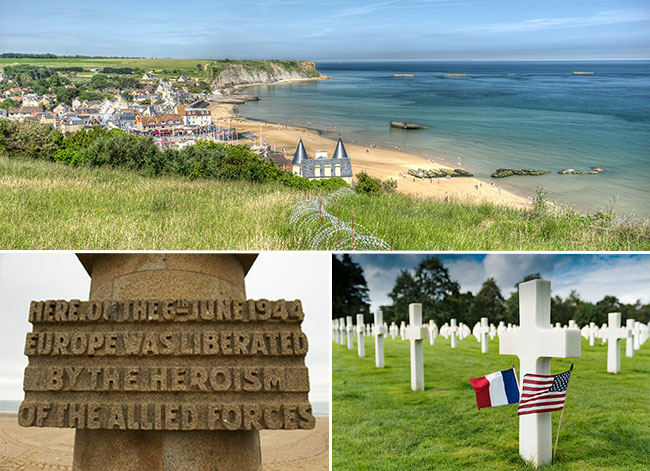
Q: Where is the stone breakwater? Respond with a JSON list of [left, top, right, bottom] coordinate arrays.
[[558, 167, 604, 175], [491, 168, 550, 178]]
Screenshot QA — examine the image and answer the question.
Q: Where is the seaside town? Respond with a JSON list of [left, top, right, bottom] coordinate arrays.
[[0, 68, 227, 147], [0, 63, 357, 182]]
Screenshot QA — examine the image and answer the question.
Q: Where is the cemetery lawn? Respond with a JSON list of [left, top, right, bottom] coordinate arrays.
[[332, 336, 650, 470]]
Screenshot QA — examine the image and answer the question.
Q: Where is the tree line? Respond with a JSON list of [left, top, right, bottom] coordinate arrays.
[[333, 255, 650, 326]]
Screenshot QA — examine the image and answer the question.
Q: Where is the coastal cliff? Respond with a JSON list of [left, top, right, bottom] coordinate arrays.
[[210, 60, 324, 91]]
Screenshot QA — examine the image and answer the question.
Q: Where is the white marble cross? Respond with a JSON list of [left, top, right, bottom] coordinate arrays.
[[633, 322, 643, 351], [568, 320, 578, 330], [450, 319, 458, 348], [356, 314, 365, 357], [400, 321, 406, 340], [606, 313, 628, 374], [338, 318, 347, 346], [499, 280, 581, 467], [346, 316, 354, 350], [404, 304, 428, 391], [389, 322, 397, 339], [332, 319, 338, 343], [373, 310, 387, 368], [588, 322, 597, 346], [428, 320, 438, 345], [497, 321, 506, 337], [625, 319, 635, 357], [478, 317, 490, 353]]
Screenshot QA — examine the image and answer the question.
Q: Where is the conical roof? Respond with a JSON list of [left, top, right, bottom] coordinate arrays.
[[292, 139, 308, 164], [332, 138, 349, 159]]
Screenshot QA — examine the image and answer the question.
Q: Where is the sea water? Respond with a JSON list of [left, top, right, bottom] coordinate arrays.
[[239, 61, 650, 217]]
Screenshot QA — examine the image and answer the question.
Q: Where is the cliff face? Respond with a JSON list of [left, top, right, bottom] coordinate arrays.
[[210, 61, 322, 91]]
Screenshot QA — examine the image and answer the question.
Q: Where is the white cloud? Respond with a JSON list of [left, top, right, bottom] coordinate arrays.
[[467, 10, 650, 34]]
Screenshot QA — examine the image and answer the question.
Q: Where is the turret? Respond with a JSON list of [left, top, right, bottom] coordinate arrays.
[[332, 138, 349, 159], [292, 139, 308, 176]]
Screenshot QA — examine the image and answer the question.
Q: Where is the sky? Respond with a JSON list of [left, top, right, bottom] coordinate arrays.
[[1, 1, 649, 60], [347, 253, 650, 312], [0, 252, 331, 405]]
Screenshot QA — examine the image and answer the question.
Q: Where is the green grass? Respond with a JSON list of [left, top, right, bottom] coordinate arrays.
[[328, 192, 650, 250], [333, 335, 650, 470], [0, 154, 308, 249], [0, 58, 322, 82], [2, 154, 648, 250]]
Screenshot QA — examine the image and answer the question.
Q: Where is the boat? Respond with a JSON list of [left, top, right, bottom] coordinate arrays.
[[393, 74, 416, 77], [573, 71, 594, 75], [389, 121, 428, 130], [444, 73, 467, 77]]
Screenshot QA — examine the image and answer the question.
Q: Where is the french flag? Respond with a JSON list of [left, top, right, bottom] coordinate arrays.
[[469, 368, 520, 410]]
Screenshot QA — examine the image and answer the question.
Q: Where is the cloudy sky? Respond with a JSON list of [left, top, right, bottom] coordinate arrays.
[[2, 1, 648, 60], [0, 252, 330, 404], [349, 253, 650, 312]]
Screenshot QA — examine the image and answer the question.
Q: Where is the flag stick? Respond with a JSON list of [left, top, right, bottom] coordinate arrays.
[[553, 363, 574, 461], [511, 363, 520, 396]]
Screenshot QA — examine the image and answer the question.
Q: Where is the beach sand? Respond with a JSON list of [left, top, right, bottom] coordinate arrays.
[[209, 102, 531, 210], [0, 413, 329, 470]]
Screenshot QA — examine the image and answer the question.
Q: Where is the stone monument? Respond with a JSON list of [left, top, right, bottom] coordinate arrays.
[[499, 279, 580, 467], [19, 254, 315, 471]]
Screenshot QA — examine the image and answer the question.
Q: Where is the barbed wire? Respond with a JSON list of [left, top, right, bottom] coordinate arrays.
[[290, 187, 391, 250]]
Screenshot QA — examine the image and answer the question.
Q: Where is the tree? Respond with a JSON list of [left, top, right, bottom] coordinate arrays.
[[332, 254, 370, 322], [468, 278, 505, 326], [387, 270, 420, 324], [387, 256, 461, 324], [574, 302, 601, 326], [551, 290, 583, 325]]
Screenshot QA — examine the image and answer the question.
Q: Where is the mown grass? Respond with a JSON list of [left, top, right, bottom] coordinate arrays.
[[333, 335, 650, 470], [328, 192, 650, 250], [0, 155, 307, 249]]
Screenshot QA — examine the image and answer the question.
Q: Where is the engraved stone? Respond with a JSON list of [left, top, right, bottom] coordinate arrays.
[[19, 254, 315, 471]]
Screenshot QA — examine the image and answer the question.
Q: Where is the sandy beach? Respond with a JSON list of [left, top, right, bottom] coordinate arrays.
[[209, 99, 531, 210], [0, 414, 329, 470]]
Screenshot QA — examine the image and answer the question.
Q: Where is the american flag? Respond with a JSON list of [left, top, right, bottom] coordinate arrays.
[[518, 369, 572, 415]]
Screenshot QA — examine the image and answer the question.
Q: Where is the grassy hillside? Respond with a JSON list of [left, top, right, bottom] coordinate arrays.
[[1, 154, 649, 250], [329, 192, 650, 250], [333, 335, 650, 470], [0, 155, 306, 249]]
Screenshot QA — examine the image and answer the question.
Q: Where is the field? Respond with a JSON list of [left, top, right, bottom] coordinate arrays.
[[2, 154, 650, 250], [0, 57, 320, 83], [0, 155, 306, 249], [0, 57, 212, 81], [332, 334, 650, 470]]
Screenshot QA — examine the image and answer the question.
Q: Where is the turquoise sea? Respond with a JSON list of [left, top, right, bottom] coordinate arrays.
[[239, 61, 650, 217]]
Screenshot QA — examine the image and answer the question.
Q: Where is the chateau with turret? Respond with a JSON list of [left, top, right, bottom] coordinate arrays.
[[291, 138, 353, 184]]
